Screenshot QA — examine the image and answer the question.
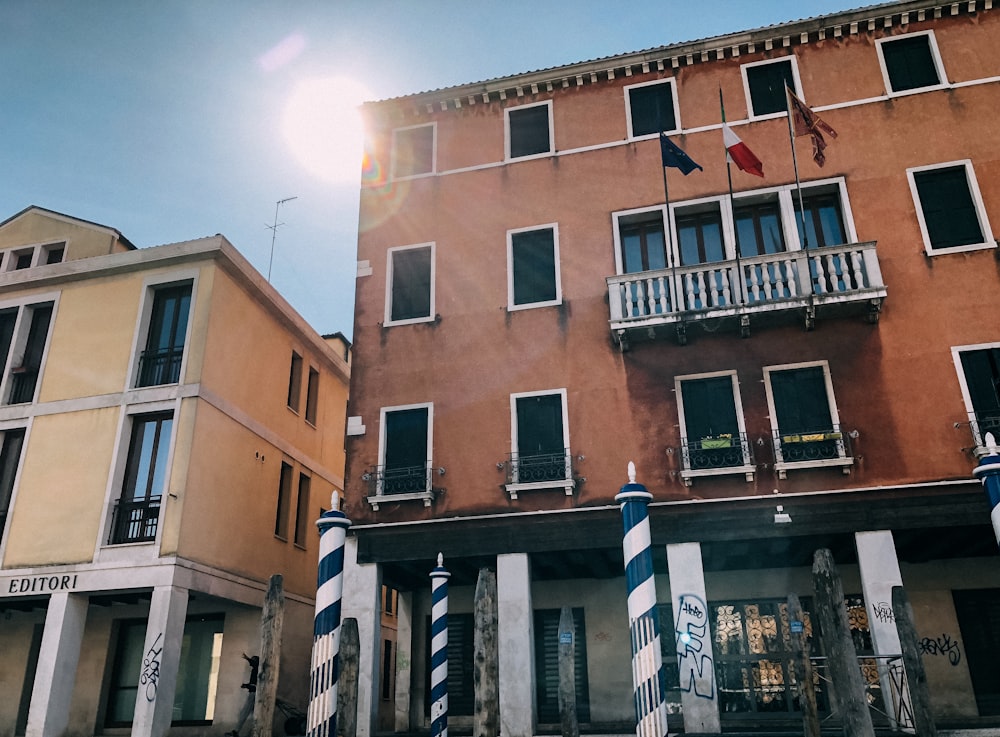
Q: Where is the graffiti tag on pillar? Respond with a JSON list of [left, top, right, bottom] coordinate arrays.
[[918, 634, 961, 666], [675, 594, 714, 699], [872, 601, 895, 623], [140, 632, 163, 701]]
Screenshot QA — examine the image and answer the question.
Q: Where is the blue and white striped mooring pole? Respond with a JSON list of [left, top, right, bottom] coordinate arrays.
[[430, 553, 451, 737], [616, 462, 669, 737], [307, 493, 352, 737], [973, 432, 1000, 549]]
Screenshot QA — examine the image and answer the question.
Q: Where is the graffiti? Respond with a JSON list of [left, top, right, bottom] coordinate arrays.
[[675, 594, 714, 699], [918, 634, 961, 666], [872, 601, 895, 624], [140, 632, 163, 701], [594, 631, 611, 641]]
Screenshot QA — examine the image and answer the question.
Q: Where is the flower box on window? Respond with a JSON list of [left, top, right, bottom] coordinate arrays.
[[781, 431, 841, 444], [700, 433, 733, 449]]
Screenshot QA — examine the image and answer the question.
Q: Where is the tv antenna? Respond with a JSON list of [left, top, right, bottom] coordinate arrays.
[[266, 196, 298, 282]]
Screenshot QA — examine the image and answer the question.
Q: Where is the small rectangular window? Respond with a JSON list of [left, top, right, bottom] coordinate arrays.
[[506, 102, 552, 159], [274, 461, 293, 539], [387, 244, 433, 324], [382, 640, 393, 700], [392, 124, 435, 178], [509, 226, 560, 309], [744, 58, 797, 118], [44, 243, 65, 264], [0, 427, 26, 537], [878, 33, 942, 93], [910, 164, 987, 252], [305, 367, 319, 425], [137, 283, 192, 387], [293, 473, 311, 547], [12, 250, 33, 270], [626, 80, 678, 137], [287, 352, 303, 411], [7, 303, 53, 404]]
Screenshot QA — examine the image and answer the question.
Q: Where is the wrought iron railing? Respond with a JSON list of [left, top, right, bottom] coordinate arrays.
[[137, 346, 184, 387], [969, 412, 1000, 451], [109, 496, 161, 544], [773, 424, 852, 465], [7, 368, 39, 404], [506, 449, 573, 485], [680, 431, 754, 471], [365, 463, 432, 496]]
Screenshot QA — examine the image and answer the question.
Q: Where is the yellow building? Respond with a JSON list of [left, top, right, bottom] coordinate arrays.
[[0, 207, 350, 737]]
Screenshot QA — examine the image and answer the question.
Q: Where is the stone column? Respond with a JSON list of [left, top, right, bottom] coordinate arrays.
[[855, 530, 910, 731], [497, 552, 534, 737], [394, 591, 413, 732], [131, 585, 189, 737], [341, 535, 382, 737], [26, 591, 89, 737], [666, 542, 721, 734]]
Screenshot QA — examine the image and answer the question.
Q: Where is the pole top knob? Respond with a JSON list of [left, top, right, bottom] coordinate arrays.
[[628, 461, 636, 483]]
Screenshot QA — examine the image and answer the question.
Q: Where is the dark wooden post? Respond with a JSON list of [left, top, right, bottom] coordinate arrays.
[[892, 586, 937, 737], [812, 549, 875, 737], [252, 574, 284, 737], [474, 568, 499, 737], [787, 593, 821, 737], [558, 606, 580, 737], [338, 618, 360, 737]]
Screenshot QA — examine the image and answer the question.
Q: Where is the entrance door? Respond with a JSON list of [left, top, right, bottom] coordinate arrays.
[[953, 589, 1000, 715]]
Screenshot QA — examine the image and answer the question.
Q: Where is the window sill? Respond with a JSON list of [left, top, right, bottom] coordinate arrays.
[[924, 240, 997, 257], [505, 478, 575, 500], [887, 82, 948, 98], [383, 314, 435, 327], [505, 150, 555, 163], [628, 129, 681, 143], [680, 465, 755, 487], [508, 299, 562, 312], [366, 489, 436, 511], [774, 456, 853, 480]]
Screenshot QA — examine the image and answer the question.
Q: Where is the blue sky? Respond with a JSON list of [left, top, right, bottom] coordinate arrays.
[[1, 0, 860, 337]]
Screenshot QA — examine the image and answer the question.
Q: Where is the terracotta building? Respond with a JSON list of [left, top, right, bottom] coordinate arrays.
[[342, 0, 1000, 733], [0, 207, 351, 737]]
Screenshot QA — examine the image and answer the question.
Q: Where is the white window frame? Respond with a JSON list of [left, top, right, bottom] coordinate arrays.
[[391, 122, 437, 180], [384, 242, 436, 327], [875, 30, 947, 97], [507, 388, 573, 498], [0, 292, 60, 408], [0, 240, 66, 271], [369, 402, 435, 510], [126, 271, 198, 392], [763, 360, 853, 478], [624, 78, 681, 140], [0, 419, 31, 562], [951, 341, 1000, 455], [504, 100, 554, 161], [611, 205, 669, 275], [507, 223, 562, 311], [674, 370, 755, 485], [906, 160, 994, 256], [740, 56, 802, 122]]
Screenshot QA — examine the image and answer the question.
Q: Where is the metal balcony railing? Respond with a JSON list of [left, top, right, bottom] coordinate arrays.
[[680, 431, 754, 472], [6, 368, 39, 404], [137, 346, 184, 387], [366, 463, 432, 496], [773, 425, 852, 465], [506, 449, 573, 485], [969, 412, 1000, 454], [109, 496, 161, 545]]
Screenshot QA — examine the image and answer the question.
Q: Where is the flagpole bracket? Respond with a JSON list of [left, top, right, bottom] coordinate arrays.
[[804, 304, 817, 331], [867, 298, 883, 325], [739, 314, 751, 339], [675, 323, 688, 346]]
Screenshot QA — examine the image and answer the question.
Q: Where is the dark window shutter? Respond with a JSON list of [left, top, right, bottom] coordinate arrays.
[[629, 83, 677, 136], [961, 349, 1000, 425], [747, 61, 795, 116], [391, 247, 432, 321], [516, 394, 564, 456], [509, 105, 551, 158], [770, 367, 833, 434], [914, 167, 983, 249], [384, 407, 428, 470], [512, 229, 557, 305], [681, 377, 739, 439], [883, 35, 940, 91]]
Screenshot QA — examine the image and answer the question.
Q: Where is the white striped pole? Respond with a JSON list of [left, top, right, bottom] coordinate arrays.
[[307, 493, 352, 737], [616, 462, 669, 737], [973, 432, 1000, 548], [430, 553, 451, 737]]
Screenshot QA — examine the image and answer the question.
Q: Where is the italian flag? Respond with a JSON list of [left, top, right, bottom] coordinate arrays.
[[722, 124, 764, 177]]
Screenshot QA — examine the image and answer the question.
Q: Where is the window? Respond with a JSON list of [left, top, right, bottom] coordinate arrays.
[[6, 302, 52, 404], [382, 640, 394, 700], [0, 427, 25, 535], [2, 242, 65, 270], [908, 162, 992, 254], [137, 283, 191, 387], [506, 101, 552, 159], [305, 367, 319, 424], [676, 205, 726, 265], [955, 345, 1000, 448], [105, 616, 224, 727], [742, 58, 799, 118], [509, 390, 571, 490], [620, 212, 667, 273], [386, 244, 434, 325], [676, 373, 753, 484], [735, 197, 786, 257], [794, 190, 847, 248], [877, 32, 944, 94], [293, 472, 311, 547], [392, 124, 435, 179], [764, 362, 851, 476], [43, 243, 65, 264], [626, 79, 679, 138], [508, 225, 560, 310], [274, 461, 293, 539], [13, 251, 32, 270], [110, 412, 172, 544], [287, 352, 303, 411], [376, 405, 431, 497]]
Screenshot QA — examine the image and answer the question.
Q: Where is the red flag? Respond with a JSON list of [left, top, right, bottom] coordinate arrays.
[[722, 124, 764, 177], [787, 88, 838, 167]]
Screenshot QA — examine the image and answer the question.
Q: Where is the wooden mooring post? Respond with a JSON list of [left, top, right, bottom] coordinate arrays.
[[893, 585, 937, 737], [337, 618, 360, 737], [474, 568, 499, 737], [252, 574, 284, 737], [787, 593, 821, 737], [558, 606, 580, 737]]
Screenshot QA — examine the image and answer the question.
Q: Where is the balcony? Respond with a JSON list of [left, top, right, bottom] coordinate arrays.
[[109, 496, 161, 544], [772, 425, 854, 479], [7, 367, 39, 404], [136, 346, 184, 387], [503, 449, 576, 500], [607, 242, 886, 347], [364, 462, 439, 510], [967, 413, 1000, 458], [679, 431, 756, 486]]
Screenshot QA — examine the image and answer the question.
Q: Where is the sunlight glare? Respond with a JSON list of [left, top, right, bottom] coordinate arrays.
[[282, 76, 371, 184]]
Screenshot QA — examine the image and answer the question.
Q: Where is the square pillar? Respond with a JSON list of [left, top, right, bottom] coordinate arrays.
[[342, 535, 382, 737], [394, 590, 413, 732], [497, 552, 534, 737], [666, 542, 721, 734], [26, 592, 89, 737], [131, 585, 189, 737]]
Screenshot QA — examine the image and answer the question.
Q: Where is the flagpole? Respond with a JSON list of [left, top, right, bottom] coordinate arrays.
[[659, 147, 679, 315], [785, 85, 811, 251], [719, 88, 746, 308]]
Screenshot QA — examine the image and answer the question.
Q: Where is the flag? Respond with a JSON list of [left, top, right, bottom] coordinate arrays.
[[787, 87, 838, 167], [659, 133, 702, 175], [722, 124, 764, 177]]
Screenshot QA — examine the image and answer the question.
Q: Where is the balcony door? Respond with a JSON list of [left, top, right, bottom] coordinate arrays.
[[680, 376, 743, 470], [383, 407, 429, 494]]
